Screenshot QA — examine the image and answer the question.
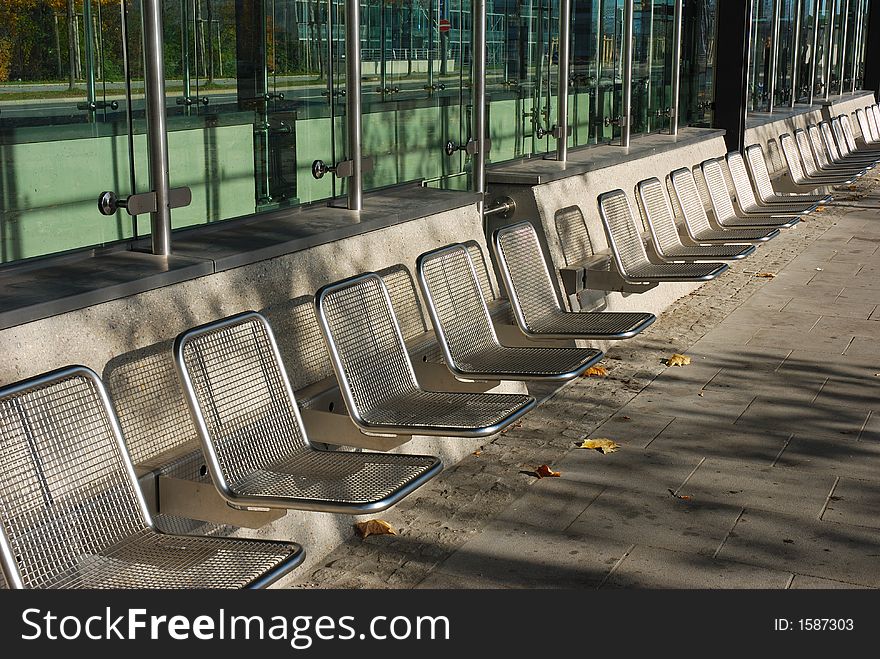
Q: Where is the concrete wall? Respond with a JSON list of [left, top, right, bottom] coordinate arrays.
[[745, 92, 877, 175]]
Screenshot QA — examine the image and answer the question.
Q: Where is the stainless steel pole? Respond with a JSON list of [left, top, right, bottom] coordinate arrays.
[[838, 0, 850, 94], [622, 0, 634, 147], [769, 0, 781, 111], [346, 0, 363, 210], [556, 0, 571, 160], [824, 0, 835, 100], [83, 0, 97, 114], [142, 0, 172, 256], [473, 0, 487, 193], [791, 0, 802, 106], [671, 0, 683, 134], [852, 0, 862, 91], [809, 0, 820, 103]]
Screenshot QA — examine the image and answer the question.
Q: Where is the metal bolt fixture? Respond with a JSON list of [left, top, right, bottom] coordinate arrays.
[[312, 160, 336, 179], [176, 96, 209, 106], [77, 100, 119, 111]]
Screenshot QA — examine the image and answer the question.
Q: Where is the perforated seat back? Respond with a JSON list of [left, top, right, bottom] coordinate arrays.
[[744, 144, 781, 202], [315, 274, 421, 420], [779, 134, 809, 181], [795, 129, 822, 175], [174, 313, 313, 492], [417, 244, 501, 362], [839, 115, 859, 152], [597, 190, 651, 274], [0, 367, 150, 589], [493, 222, 562, 331], [872, 106, 880, 136], [856, 109, 876, 143], [669, 167, 713, 233], [807, 125, 832, 167], [726, 152, 761, 207], [636, 177, 682, 254], [820, 122, 843, 161], [700, 158, 738, 218]]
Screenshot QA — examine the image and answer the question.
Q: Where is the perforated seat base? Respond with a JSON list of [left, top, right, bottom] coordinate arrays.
[[41, 529, 303, 589], [230, 449, 441, 513], [743, 200, 817, 214], [660, 243, 756, 261], [359, 390, 535, 437], [450, 346, 603, 381], [717, 214, 800, 229], [526, 310, 655, 339], [691, 227, 780, 244], [761, 192, 830, 204], [624, 262, 728, 282]]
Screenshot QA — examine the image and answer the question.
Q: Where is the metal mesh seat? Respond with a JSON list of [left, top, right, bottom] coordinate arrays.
[[491, 221, 655, 339], [839, 115, 880, 154], [417, 243, 604, 381], [636, 178, 755, 261], [794, 129, 862, 181], [597, 189, 729, 282], [725, 152, 817, 214], [856, 108, 880, 145], [0, 366, 303, 589], [781, 132, 856, 186], [744, 144, 831, 205], [174, 312, 442, 513], [814, 122, 876, 168], [668, 167, 780, 244], [316, 273, 536, 436], [701, 158, 801, 228], [806, 125, 870, 175]]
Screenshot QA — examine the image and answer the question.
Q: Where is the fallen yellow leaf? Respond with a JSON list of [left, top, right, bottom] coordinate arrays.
[[755, 272, 776, 278], [473, 450, 482, 456], [666, 353, 691, 367], [534, 464, 561, 478], [578, 438, 620, 454], [584, 364, 609, 377], [815, 205, 826, 211], [354, 519, 396, 538]]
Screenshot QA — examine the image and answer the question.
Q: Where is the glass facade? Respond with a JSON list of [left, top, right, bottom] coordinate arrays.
[[0, 0, 874, 265]]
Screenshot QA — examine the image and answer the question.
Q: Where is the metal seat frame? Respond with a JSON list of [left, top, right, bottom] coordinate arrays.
[[417, 243, 605, 381], [743, 144, 832, 204], [668, 167, 780, 244], [779, 133, 853, 187], [597, 189, 729, 282], [491, 221, 656, 340], [814, 122, 877, 169], [174, 311, 443, 514], [316, 272, 537, 435], [725, 151, 818, 214], [794, 129, 863, 181], [839, 115, 880, 155], [635, 178, 755, 262], [0, 366, 304, 589], [805, 125, 870, 177], [700, 158, 802, 228]]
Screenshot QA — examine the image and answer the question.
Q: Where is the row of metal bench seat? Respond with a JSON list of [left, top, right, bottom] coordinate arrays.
[[3, 102, 875, 589]]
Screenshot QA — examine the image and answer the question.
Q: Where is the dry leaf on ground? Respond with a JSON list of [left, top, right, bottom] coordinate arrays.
[[815, 205, 826, 211], [473, 450, 482, 456], [578, 438, 620, 454], [755, 272, 777, 278], [665, 353, 691, 367], [584, 364, 609, 377], [534, 464, 561, 478], [667, 489, 692, 501], [354, 519, 396, 538]]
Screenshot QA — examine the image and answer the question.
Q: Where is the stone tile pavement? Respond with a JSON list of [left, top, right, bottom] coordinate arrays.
[[284, 178, 880, 590]]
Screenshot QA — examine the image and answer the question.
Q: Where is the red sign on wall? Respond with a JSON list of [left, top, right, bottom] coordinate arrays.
[[438, 18, 451, 33]]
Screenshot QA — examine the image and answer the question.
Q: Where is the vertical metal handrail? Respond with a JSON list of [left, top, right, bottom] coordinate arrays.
[[838, 0, 850, 94], [556, 0, 571, 160], [824, 0, 836, 101], [83, 0, 97, 116], [791, 0, 803, 106], [473, 0, 487, 194], [671, 0, 683, 135], [181, 0, 192, 109], [622, 0, 634, 148], [142, 0, 172, 256], [769, 0, 781, 111], [346, 0, 363, 211], [809, 0, 820, 103], [852, 0, 862, 91]]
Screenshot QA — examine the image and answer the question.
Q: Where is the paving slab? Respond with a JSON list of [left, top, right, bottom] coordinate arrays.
[[788, 575, 872, 589], [646, 418, 788, 465], [566, 486, 744, 556], [602, 544, 792, 589], [715, 508, 880, 587], [734, 396, 870, 441], [679, 458, 837, 518], [820, 477, 880, 529], [775, 434, 880, 479]]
